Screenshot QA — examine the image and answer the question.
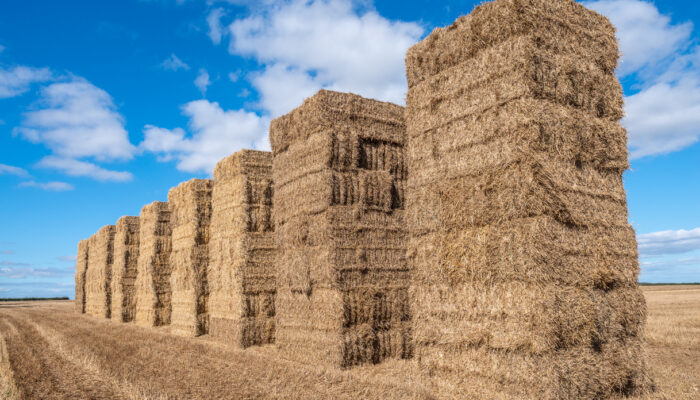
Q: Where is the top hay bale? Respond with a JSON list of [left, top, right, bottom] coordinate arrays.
[[404, 0, 651, 398], [208, 150, 276, 347], [134, 201, 173, 327], [74, 239, 89, 313], [270, 90, 411, 368], [85, 225, 115, 319], [111, 216, 140, 323], [169, 179, 213, 337]]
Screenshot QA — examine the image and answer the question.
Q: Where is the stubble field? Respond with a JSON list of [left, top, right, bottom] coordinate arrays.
[[1, 285, 698, 399]]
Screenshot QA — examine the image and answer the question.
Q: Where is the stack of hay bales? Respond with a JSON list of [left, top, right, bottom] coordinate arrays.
[[74, 239, 89, 313], [404, 0, 650, 397], [111, 216, 140, 323], [85, 225, 115, 319], [270, 90, 411, 368], [209, 150, 276, 347], [134, 202, 173, 327], [169, 179, 213, 337]]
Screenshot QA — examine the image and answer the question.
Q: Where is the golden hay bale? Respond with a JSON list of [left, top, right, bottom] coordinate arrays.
[[85, 225, 115, 319], [74, 239, 89, 314], [208, 150, 276, 347], [404, 0, 651, 397], [168, 179, 213, 337], [134, 201, 172, 327], [111, 216, 140, 323], [270, 90, 411, 368]]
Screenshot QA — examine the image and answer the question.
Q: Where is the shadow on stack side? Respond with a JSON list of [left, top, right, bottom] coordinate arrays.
[[270, 90, 411, 368], [208, 150, 276, 347], [134, 201, 173, 327], [111, 216, 140, 323], [85, 225, 115, 319], [169, 179, 213, 337], [404, 0, 651, 398], [74, 239, 89, 314]]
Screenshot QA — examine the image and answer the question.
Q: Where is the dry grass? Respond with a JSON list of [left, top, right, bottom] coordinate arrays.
[[1, 286, 697, 399]]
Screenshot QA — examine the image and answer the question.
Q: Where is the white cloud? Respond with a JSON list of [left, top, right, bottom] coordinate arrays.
[[0, 65, 52, 98], [14, 78, 135, 161], [638, 228, 700, 256], [226, 0, 423, 116], [57, 255, 77, 262], [207, 8, 226, 45], [160, 53, 190, 71], [0, 266, 73, 279], [18, 180, 75, 191], [0, 163, 29, 177], [194, 68, 211, 95], [141, 99, 268, 173], [36, 156, 132, 182]]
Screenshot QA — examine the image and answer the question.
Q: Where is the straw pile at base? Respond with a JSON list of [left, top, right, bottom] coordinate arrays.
[[270, 90, 411, 368], [111, 216, 140, 323], [208, 150, 276, 347], [74, 239, 89, 313], [169, 179, 213, 337], [134, 202, 173, 327], [405, 0, 651, 398], [85, 225, 115, 319]]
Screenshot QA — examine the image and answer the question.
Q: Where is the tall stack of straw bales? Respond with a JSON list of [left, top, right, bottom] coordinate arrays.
[[404, 0, 649, 397], [111, 216, 140, 323], [169, 179, 213, 337], [135, 202, 173, 327], [85, 225, 115, 318], [74, 239, 89, 313], [270, 90, 411, 368], [208, 150, 276, 347]]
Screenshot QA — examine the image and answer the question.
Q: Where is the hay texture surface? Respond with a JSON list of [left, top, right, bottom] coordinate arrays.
[[169, 179, 213, 337], [134, 202, 173, 327], [405, 0, 651, 398], [209, 150, 276, 347], [85, 225, 115, 319], [111, 216, 140, 323], [270, 90, 411, 368], [74, 239, 89, 313]]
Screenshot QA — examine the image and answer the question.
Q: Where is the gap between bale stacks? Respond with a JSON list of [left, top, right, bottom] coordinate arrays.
[[134, 201, 173, 327], [404, 0, 652, 398], [111, 216, 140, 323], [74, 239, 89, 314], [85, 225, 115, 319], [208, 150, 276, 347], [271, 90, 412, 368], [169, 179, 213, 337]]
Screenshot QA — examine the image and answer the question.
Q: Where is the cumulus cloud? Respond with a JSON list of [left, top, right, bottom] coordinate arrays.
[[36, 156, 132, 182], [638, 228, 700, 257], [18, 180, 75, 191], [0, 163, 29, 177], [226, 0, 423, 116], [194, 68, 211, 95], [14, 78, 135, 161], [160, 53, 190, 71], [0, 65, 52, 98], [140, 99, 268, 173], [585, 0, 700, 159], [207, 8, 227, 45]]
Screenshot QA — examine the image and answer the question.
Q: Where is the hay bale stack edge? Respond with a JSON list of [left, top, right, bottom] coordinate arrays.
[[111, 216, 140, 323]]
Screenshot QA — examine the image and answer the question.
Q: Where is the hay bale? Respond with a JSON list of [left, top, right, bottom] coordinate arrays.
[[405, 0, 651, 397], [208, 150, 276, 347], [134, 201, 173, 327], [168, 179, 213, 337], [270, 90, 411, 368], [74, 239, 89, 313], [85, 225, 115, 319], [111, 216, 140, 323]]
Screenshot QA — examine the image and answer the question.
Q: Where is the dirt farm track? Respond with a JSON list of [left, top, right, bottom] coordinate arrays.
[[1, 285, 698, 400]]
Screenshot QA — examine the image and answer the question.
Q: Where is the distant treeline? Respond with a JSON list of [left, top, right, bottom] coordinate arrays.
[[0, 297, 70, 302], [639, 282, 700, 286]]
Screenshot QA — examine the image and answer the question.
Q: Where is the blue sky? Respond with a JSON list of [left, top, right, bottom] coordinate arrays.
[[1, 0, 699, 298]]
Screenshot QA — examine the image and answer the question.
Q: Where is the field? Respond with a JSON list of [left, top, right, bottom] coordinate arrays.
[[0, 285, 698, 399]]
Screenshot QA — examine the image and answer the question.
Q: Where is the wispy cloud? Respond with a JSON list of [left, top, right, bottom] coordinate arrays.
[[160, 53, 190, 71], [36, 156, 132, 182], [0, 65, 52, 98], [207, 8, 226, 45], [0, 266, 74, 279], [638, 227, 700, 256], [18, 180, 75, 191], [0, 163, 30, 177], [194, 68, 211, 95], [0, 250, 15, 255], [57, 255, 77, 262], [0, 260, 30, 267]]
